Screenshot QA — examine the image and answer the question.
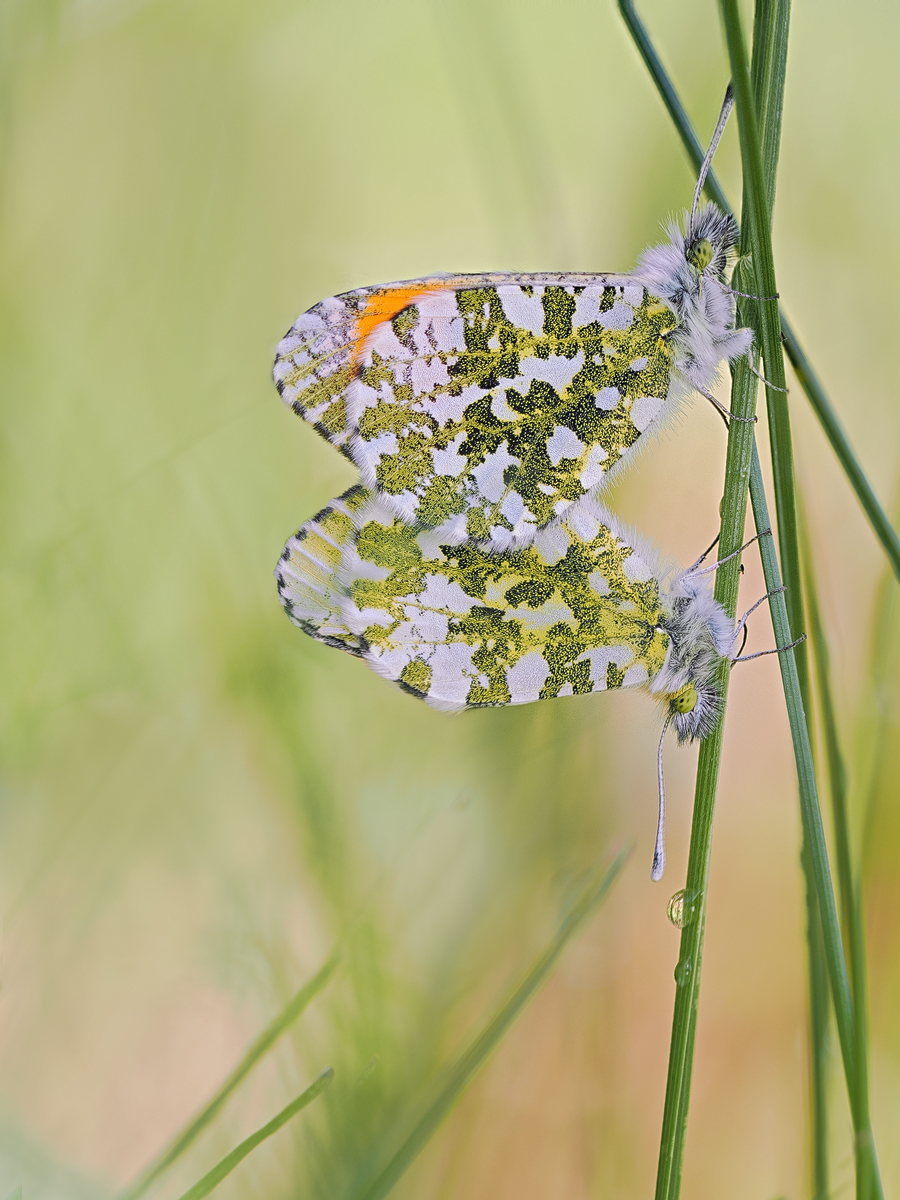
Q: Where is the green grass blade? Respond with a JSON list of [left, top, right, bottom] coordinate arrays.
[[803, 863, 831, 1200], [616, 0, 900, 585], [615, 4, 891, 1188], [744, 6, 831, 1194], [856, 548, 900, 862], [174, 1068, 334, 1200], [799, 514, 853, 944], [722, 1, 884, 1190], [720, 0, 795, 626], [652, 1, 790, 1192], [748, 442, 883, 1199], [121, 954, 338, 1200], [351, 850, 629, 1200], [783, 340, 900, 582], [653, 277, 761, 1200], [748, 0, 790, 214], [801, 513, 879, 1200]]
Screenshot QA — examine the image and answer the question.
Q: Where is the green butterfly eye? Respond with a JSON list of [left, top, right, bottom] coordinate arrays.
[[686, 238, 714, 271], [668, 683, 698, 714]]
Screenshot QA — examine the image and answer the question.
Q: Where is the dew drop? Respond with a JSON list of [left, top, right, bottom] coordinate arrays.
[[667, 888, 700, 929], [674, 957, 692, 987]]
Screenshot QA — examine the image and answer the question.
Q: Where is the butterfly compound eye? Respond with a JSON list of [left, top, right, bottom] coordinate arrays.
[[686, 238, 714, 271], [668, 683, 698, 715]]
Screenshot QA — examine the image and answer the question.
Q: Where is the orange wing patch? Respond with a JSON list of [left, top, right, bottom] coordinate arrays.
[[351, 281, 452, 362]]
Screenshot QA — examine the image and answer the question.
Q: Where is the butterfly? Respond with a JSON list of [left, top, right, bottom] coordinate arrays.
[[272, 90, 778, 878], [273, 204, 752, 551], [276, 484, 748, 878]]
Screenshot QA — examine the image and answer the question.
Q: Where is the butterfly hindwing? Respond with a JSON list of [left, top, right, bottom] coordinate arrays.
[[277, 492, 672, 712], [275, 484, 371, 655], [275, 274, 679, 547], [275, 487, 736, 737]]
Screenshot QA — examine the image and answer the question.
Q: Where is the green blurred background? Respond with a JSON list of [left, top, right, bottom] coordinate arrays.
[[2, 1, 899, 1197]]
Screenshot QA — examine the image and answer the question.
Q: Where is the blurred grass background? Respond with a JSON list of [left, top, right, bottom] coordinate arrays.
[[1, 1, 899, 1197]]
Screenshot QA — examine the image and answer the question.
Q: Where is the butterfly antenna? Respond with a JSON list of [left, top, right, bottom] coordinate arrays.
[[652, 713, 674, 882], [690, 83, 735, 239]]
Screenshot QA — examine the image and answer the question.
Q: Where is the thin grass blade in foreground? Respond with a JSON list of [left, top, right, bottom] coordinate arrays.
[[616, 0, 900, 585], [121, 954, 338, 1200], [174, 1068, 334, 1200], [350, 849, 628, 1200]]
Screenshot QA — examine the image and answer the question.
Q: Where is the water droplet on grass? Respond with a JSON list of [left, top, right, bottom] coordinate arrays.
[[667, 888, 700, 928], [674, 957, 692, 986]]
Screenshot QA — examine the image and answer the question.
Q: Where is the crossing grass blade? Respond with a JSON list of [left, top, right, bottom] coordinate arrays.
[[174, 1068, 334, 1200], [350, 850, 628, 1200], [121, 954, 338, 1200]]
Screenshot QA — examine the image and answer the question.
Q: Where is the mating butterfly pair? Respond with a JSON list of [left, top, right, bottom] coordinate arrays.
[[273, 203, 754, 879]]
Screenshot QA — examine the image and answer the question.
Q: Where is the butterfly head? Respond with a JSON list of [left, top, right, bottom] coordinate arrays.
[[635, 202, 751, 395], [683, 203, 740, 279], [662, 673, 721, 744], [653, 574, 734, 744], [686, 239, 714, 272]]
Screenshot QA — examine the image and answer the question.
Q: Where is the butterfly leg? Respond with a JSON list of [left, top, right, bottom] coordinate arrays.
[[684, 529, 772, 579], [747, 360, 789, 392], [732, 632, 807, 664], [730, 585, 785, 653], [695, 384, 758, 425], [726, 285, 780, 301], [685, 533, 720, 574]]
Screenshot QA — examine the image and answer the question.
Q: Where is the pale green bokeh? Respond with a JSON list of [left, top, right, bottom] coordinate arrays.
[[1, 2, 899, 1199]]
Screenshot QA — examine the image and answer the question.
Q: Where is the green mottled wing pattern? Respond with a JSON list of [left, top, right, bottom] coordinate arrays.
[[278, 491, 672, 713], [274, 275, 678, 546], [275, 485, 371, 655], [273, 287, 380, 454]]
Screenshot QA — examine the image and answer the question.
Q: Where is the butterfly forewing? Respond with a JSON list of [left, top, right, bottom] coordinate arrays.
[[275, 274, 678, 546]]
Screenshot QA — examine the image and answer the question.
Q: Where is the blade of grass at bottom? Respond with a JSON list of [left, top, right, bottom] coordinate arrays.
[[800, 512, 878, 1200], [121, 953, 338, 1200], [350, 849, 628, 1200], [174, 1068, 334, 1200]]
